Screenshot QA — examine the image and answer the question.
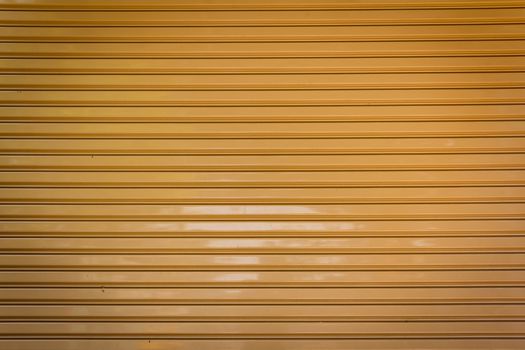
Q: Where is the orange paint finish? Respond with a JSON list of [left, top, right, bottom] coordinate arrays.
[[0, 0, 524, 348]]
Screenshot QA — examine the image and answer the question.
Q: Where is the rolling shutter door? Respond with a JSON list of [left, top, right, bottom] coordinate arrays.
[[0, 0, 524, 349]]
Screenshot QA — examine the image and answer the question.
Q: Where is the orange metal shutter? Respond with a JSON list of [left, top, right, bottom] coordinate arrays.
[[0, 0, 524, 349]]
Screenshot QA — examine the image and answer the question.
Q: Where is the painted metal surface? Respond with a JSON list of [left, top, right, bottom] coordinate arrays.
[[0, 0, 524, 349]]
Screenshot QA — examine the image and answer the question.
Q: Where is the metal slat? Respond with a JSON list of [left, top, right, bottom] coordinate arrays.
[[1, 253, 523, 270], [1, 287, 523, 304], [2, 89, 524, 106], [2, 304, 525, 319], [2, 236, 524, 253], [1, 219, 523, 237], [0, 340, 523, 350], [1, 8, 524, 26], [1, 154, 523, 171], [3, 41, 525, 58], [2, 121, 524, 138], [1, 24, 524, 42], [3, 105, 524, 122], [0, 321, 524, 338], [2, 72, 524, 90], [2, 170, 524, 187], [1, 138, 523, 154], [1, 0, 523, 10], [1, 187, 524, 204], [2, 57, 524, 74], [0, 203, 523, 220]]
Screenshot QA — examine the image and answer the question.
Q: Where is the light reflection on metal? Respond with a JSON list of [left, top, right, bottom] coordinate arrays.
[[0, 1, 524, 349]]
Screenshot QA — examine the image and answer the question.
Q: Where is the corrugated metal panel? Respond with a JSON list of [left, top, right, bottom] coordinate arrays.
[[0, 0, 524, 349]]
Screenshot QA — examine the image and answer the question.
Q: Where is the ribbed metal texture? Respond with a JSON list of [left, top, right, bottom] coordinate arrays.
[[0, 0, 524, 349]]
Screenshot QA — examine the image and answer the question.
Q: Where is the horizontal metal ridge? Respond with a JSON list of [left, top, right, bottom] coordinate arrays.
[[0, 219, 521, 236], [0, 236, 522, 253], [0, 287, 522, 303], [2, 170, 523, 188], [0, 154, 523, 171], [2, 24, 524, 43], [1, 57, 523, 75], [1, 88, 524, 107], [4, 101, 524, 107], [3, 268, 522, 272], [3, 84, 524, 90], [1, 0, 524, 11], [3, 121, 523, 139], [3, 284, 523, 289], [1, 138, 522, 155], [2, 233, 524, 239], [1, 304, 524, 319], [0, 203, 523, 221], [3, 217, 522, 221], [1, 253, 524, 268], [0, 187, 524, 204], [3, 101, 524, 107], [2, 105, 523, 122], [8, 54, 525, 59], [2, 40, 524, 58], [1, 73, 524, 92], [1, 8, 524, 27], [4, 301, 523, 305], [1, 335, 524, 340], [0, 339, 522, 350]]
